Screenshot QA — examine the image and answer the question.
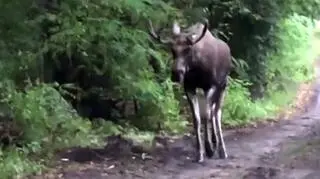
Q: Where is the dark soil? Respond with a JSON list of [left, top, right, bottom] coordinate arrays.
[[31, 66, 320, 179]]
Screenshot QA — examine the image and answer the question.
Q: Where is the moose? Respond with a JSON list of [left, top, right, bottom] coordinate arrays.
[[148, 19, 232, 162]]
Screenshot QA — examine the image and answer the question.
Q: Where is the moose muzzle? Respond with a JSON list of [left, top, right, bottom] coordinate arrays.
[[171, 69, 185, 84]]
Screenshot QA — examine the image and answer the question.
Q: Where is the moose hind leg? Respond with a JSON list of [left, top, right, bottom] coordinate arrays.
[[210, 103, 219, 157], [214, 89, 228, 159], [204, 88, 216, 158], [204, 115, 214, 158], [186, 90, 205, 162]]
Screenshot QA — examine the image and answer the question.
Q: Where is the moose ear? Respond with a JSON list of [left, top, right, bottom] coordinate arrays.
[[172, 21, 181, 35]]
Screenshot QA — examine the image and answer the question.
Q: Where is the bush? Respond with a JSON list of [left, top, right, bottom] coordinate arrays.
[[0, 148, 42, 179], [266, 14, 316, 89], [34, 0, 184, 133], [3, 83, 102, 150], [222, 14, 317, 127], [0, 81, 110, 178], [222, 78, 266, 127]]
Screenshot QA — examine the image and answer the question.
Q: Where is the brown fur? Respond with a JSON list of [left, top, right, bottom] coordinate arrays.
[[148, 19, 231, 162]]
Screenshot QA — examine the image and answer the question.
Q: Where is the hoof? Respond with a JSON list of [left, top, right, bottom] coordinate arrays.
[[195, 154, 204, 163], [198, 158, 204, 163], [192, 158, 204, 163], [205, 150, 215, 158], [205, 142, 215, 158], [206, 151, 215, 158], [218, 151, 228, 159], [195, 159, 205, 164]]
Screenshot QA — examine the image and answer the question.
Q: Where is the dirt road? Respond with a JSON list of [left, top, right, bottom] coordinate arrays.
[[34, 67, 320, 179]]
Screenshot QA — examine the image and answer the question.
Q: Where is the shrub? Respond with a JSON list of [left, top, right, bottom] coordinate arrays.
[[223, 14, 317, 127], [266, 14, 316, 90], [223, 77, 266, 127], [0, 81, 110, 178], [2, 82, 102, 150]]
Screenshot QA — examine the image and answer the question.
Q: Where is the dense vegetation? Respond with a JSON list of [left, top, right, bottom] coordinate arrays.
[[0, 0, 319, 177]]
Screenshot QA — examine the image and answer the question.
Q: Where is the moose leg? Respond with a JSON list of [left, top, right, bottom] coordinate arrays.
[[213, 88, 228, 159], [210, 103, 219, 157], [204, 88, 216, 158], [204, 115, 214, 158], [185, 89, 204, 163]]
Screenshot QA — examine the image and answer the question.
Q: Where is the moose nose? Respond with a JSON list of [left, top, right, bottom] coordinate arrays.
[[171, 69, 184, 83]]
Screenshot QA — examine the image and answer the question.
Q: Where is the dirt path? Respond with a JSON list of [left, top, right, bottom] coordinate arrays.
[[33, 67, 320, 179]]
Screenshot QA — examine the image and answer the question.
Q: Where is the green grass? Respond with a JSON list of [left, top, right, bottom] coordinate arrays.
[[222, 15, 318, 128], [0, 148, 43, 179]]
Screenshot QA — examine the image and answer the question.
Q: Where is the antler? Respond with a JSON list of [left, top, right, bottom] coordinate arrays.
[[148, 20, 173, 44], [187, 19, 209, 45]]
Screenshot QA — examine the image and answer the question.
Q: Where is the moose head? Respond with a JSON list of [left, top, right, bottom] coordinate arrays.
[[148, 20, 208, 84]]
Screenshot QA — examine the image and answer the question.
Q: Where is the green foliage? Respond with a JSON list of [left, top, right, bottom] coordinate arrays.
[[0, 81, 108, 178], [288, 0, 320, 18], [2, 82, 101, 150], [222, 78, 266, 127], [0, 0, 42, 83], [223, 13, 317, 127], [0, 148, 43, 179], [0, 0, 319, 177], [266, 14, 316, 89], [36, 0, 184, 132], [130, 79, 185, 132]]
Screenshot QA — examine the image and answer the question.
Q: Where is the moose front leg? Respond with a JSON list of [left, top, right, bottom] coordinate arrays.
[[185, 89, 205, 163]]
